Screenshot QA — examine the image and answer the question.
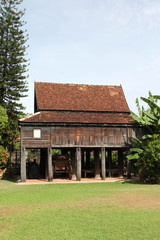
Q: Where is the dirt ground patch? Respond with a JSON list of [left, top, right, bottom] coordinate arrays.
[[112, 192, 160, 210], [61, 192, 160, 210], [1, 192, 160, 219], [0, 205, 31, 217]]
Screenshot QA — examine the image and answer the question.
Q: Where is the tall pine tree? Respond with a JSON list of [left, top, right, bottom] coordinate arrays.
[[0, 0, 29, 149]]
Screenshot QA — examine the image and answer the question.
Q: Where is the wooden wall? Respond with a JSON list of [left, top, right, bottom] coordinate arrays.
[[21, 126, 138, 149], [21, 127, 50, 148]]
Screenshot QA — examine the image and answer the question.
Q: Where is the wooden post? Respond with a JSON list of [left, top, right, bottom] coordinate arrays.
[[71, 149, 76, 180], [47, 147, 53, 182], [94, 149, 100, 179], [21, 147, 26, 182], [108, 149, 112, 178], [118, 150, 123, 177], [76, 147, 81, 181], [101, 147, 106, 180], [43, 149, 48, 179]]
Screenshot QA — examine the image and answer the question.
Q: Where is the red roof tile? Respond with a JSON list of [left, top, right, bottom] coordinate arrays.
[[35, 82, 130, 113], [20, 111, 133, 125]]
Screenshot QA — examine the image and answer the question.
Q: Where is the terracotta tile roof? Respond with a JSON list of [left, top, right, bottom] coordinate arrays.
[[20, 111, 133, 125], [35, 82, 130, 113]]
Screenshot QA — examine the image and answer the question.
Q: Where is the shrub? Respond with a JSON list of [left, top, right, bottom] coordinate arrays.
[[128, 92, 160, 184], [0, 148, 10, 169], [136, 135, 160, 184], [0, 145, 5, 151], [127, 135, 160, 184]]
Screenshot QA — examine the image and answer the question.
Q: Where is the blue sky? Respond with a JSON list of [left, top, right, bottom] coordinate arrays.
[[21, 0, 160, 114]]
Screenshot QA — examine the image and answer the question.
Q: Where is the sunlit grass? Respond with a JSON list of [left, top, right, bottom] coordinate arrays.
[[0, 180, 160, 240]]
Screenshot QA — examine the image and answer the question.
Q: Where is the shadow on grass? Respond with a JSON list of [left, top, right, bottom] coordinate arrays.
[[1, 175, 20, 183], [122, 180, 159, 185]]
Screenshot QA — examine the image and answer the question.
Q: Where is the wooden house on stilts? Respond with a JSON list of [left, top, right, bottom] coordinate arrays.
[[19, 82, 139, 182]]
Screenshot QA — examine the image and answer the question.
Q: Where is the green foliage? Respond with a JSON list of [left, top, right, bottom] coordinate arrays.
[[0, 0, 29, 149], [127, 134, 160, 183], [0, 106, 8, 143], [131, 92, 160, 134], [52, 149, 61, 156], [128, 92, 160, 183], [135, 135, 160, 184], [0, 148, 9, 169], [111, 151, 118, 166], [0, 145, 5, 151], [0, 105, 8, 130]]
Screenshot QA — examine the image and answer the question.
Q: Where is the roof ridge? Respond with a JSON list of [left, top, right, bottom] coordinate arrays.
[[35, 81, 122, 88]]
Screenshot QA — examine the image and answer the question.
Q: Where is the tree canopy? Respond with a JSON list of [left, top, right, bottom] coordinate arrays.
[[131, 91, 160, 134], [0, 0, 29, 149], [0, 105, 8, 143], [0, 105, 8, 130]]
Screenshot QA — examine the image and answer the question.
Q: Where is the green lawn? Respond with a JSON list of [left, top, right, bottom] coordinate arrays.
[[0, 180, 160, 240]]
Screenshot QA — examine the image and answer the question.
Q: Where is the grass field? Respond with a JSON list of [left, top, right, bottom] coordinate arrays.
[[0, 180, 160, 240]]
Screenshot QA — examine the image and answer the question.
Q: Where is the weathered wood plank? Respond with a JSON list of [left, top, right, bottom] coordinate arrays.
[[20, 147, 26, 182], [75, 128, 82, 145], [115, 128, 121, 145], [95, 128, 102, 145], [101, 147, 106, 180], [22, 141, 50, 148], [76, 147, 81, 181], [68, 128, 75, 145], [109, 128, 115, 145], [89, 129, 95, 145], [122, 128, 128, 144], [102, 128, 108, 145], [21, 126, 138, 148], [71, 149, 76, 180], [47, 147, 53, 182], [82, 128, 89, 145]]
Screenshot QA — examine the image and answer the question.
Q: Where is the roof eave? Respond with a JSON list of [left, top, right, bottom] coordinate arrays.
[[19, 121, 136, 128]]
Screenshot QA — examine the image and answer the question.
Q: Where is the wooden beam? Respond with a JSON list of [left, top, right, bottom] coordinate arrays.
[[20, 147, 26, 182], [76, 147, 81, 181], [101, 147, 106, 180], [47, 147, 53, 182]]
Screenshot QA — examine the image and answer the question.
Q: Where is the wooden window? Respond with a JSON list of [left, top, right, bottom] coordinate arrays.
[[33, 129, 41, 139]]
